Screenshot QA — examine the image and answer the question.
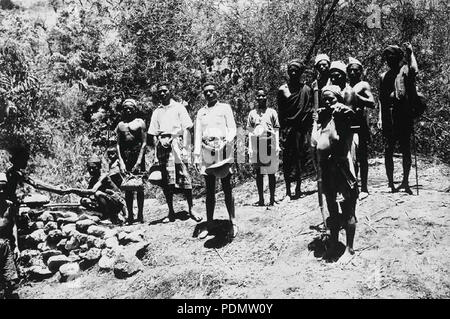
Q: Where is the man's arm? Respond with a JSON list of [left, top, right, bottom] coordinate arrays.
[[355, 82, 376, 109], [405, 42, 418, 76], [115, 124, 127, 174], [132, 120, 147, 173], [25, 177, 67, 195]]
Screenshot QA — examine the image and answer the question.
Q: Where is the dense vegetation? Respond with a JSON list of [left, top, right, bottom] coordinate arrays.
[[0, 0, 448, 196]]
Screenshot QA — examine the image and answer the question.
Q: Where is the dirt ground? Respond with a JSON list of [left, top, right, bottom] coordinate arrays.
[[17, 156, 450, 299]]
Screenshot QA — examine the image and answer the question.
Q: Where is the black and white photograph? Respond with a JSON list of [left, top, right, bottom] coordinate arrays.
[[0, 0, 449, 304]]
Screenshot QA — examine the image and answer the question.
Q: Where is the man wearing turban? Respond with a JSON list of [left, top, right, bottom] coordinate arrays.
[[115, 98, 147, 223], [277, 59, 314, 200]]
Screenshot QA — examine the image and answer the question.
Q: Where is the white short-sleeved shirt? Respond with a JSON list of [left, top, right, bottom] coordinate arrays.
[[148, 99, 193, 136]]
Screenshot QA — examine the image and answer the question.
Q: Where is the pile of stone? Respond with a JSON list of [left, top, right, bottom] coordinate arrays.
[[17, 207, 149, 282]]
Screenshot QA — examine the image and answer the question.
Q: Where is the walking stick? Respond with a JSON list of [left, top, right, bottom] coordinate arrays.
[[412, 122, 419, 195]]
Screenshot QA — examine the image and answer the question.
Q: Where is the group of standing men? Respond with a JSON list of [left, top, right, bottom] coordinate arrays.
[[1, 42, 423, 296]]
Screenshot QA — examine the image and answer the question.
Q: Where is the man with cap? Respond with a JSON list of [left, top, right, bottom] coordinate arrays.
[[312, 54, 331, 113], [115, 98, 147, 223], [194, 82, 237, 239], [344, 57, 376, 200], [329, 60, 349, 91], [247, 87, 280, 206], [311, 85, 358, 263], [277, 59, 314, 200], [378, 43, 419, 194], [147, 82, 202, 223], [66, 154, 127, 224]]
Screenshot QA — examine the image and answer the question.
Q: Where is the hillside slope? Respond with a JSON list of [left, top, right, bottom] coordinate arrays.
[[17, 156, 450, 299]]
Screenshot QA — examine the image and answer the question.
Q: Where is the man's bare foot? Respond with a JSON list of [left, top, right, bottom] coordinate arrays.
[[162, 214, 175, 224], [358, 191, 369, 200], [397, 182, 413, 195], [198, 229, 209, 239], [252, 200, 265, 207], [337, 247, 355, 265], [189, 211, 203, 222], [230, 224, 238, 238]]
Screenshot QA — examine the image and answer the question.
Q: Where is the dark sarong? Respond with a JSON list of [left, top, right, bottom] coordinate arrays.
[[278, 83, 314, 182]]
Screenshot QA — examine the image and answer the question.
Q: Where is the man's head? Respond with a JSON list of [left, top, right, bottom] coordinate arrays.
[[86, 155, 102, 177], [106, 147, 117, 164], [8, 144, 30, 170], [321, 85, 344, 108], [202, 82, 218, 105], [255, 87, 267, 109], [314, 54, 331, 75], [347, 57, 363, 84], [121, 99, 138, 120], [287, 59, 305, 81], [383, 45, 404, 70], [157, 82, 171, 105], [329, 61, 347, 89]]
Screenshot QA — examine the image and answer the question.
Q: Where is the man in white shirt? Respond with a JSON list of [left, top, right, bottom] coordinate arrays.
[[194, 82, 237, 240], [148, 82, 202, 223]]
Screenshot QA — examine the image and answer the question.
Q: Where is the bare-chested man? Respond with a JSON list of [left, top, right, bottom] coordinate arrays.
[[344, 57, 376, 200], [378, 43, 419, 195], [116, 99, 147, 223], [312, 85, 358, 262], [312, 54, 331, 113]]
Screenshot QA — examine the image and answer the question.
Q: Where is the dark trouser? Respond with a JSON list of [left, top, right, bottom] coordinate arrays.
[[204, 174, 235, 225]]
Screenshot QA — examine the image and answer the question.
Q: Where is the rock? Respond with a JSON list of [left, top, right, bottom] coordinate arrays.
[[64, 236, 80, 251], [74, 232, 88, 245], [58, 263, 81, 282], [81, 247, 102, 261], [105, 237, 119, 249], [43, 221, 58, 234], [18, 249, 41, 267], [126, 242, 149, 260], [86, 225, 107, 238], [57, 216, 79, 226], [117, 231, 126, 242], [79, 244, 89, 252], [68, 251, 82, 262], [27, 266, 54, 281], [113, 253, 143, 279], [56, 239, 67, 252], [37, 211, 54, 223], [28, 229, 46, 244], [61, 224, 77, 237], [87, 225, 116, 239], [76, 219, 96, 233], [22, 193, 50, 206], [122, 231, 144, 244], [99, 220, 113, 226], [86, 235, 105, 249], [50, 211, 78, 220], [47, 229, 65, 245], [29, 221, 45, 231], [79, 213, 101, 223], [37, 242, 52, 252], [42, 250, 63, 264], [98, 249, 118, 271], [47, 255, 71, 272]]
